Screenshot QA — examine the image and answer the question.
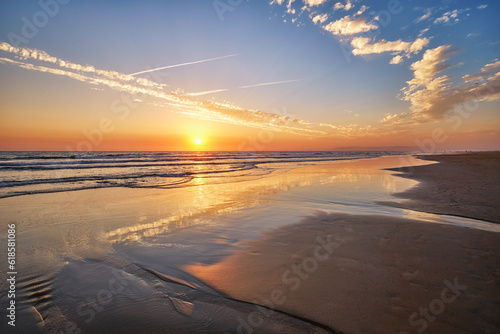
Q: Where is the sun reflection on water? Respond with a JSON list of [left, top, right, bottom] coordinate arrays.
[[102, 156, 429, 244]]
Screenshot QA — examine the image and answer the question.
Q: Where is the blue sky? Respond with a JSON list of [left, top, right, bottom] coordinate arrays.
[[0, 0, 499, 150]]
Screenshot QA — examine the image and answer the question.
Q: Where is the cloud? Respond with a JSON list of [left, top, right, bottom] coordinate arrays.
[[463, 60, 500, 82], [129, 54, 239, 76], [415, 8, 432, 23], [0, 42, 165, 90], [433, 9, 470, 25], [355, 5, 367, 15], [390, 55, 403, 65], [333, 0, 354, 12], [323, 16, 377, 35], [312, 13, 328, 24], [418, 28, 430, 37], [0, 42, 327, 136], [319, 123, 381, 136], [381, 112, 411, 125], [477, 4, 488, 9], [303, 0, 328, 7], [350, 37, 429, 64], [269, 1, 429, 66], [465, 32, 481, 39], [399, 45, 457, 121], [286, 0, 297, 14], [387, 46, 500, 124]]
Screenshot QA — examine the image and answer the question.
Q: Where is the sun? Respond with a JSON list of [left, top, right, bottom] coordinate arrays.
[[194, 137, 203, 146]]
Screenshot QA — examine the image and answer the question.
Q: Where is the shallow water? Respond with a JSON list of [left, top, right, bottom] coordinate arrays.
[[0, 151, 390, 198], [0, 155, 497, 333]]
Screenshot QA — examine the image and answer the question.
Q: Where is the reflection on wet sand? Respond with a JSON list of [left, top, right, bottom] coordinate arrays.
[[102, 156, 427, 245], [4, 155, 497, 334]]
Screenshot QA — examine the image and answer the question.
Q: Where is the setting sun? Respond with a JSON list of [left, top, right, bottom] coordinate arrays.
[[194, 137, 203, 146]]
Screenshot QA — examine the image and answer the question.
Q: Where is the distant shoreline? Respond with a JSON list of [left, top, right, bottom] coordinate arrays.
[[382, 151, 500, 223]]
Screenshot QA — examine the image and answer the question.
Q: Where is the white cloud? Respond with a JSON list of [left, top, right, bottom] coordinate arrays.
[[270, 0, 296, 14], [477, 4, 488, 9], [303, 0, 328, 7], [323, 16, 377, 35], [415, 8, 432, 23], [434, 9, 470, 25], [350, 37, 429, 57], [312, 13, 329, 24], [0, 42, 165, 90], [418, 28, 430, 37], [356, 5, 367, 15], [390, 55, 403, 65], [466, 32, 481, 39], [333, 0, 354, 12]]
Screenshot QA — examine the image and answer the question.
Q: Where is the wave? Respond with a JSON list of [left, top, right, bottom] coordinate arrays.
[[0, 151, 402, 198]]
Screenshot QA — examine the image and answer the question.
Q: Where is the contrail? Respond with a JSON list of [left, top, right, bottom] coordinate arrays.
[[130, 54, 239, 76], [185, 88, 229, 96], [239, 78, 303, 89], [185, 78, 303, 96], [0, 42, 330, 136]]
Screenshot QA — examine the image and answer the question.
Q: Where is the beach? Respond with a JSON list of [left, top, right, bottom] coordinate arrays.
[[2, 0, 499, 332], [382, 152, 500, 223], [0, 152, 499, 333], [186, 152, 500, 333]]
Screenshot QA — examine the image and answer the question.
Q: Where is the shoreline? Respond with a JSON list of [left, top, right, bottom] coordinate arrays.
[[382, 152, 500, 223], [186, 152, 500, 333], [1, 152, 499, 333]]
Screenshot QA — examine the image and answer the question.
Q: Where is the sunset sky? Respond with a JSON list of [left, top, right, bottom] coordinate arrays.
[[0, 0, 499, 151]]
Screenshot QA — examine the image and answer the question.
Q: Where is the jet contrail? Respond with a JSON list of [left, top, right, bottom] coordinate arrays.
[[239, 78, 303, 89], [185, 88, 229, 96], [184, 78, 303, 96], [130, 54, 239, 76], [0, 42, 331, 136]]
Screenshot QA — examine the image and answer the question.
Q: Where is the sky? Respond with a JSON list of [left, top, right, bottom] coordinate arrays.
[[0, 0, 499, 151]]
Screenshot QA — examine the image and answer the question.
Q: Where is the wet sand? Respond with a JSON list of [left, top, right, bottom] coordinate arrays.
[[1, 153, 499, 333], [381, 152, 500, 223], [187, 153, 500, 333]]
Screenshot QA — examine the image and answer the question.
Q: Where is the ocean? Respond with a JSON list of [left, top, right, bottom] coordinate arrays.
[[0, 151, 397, 198]]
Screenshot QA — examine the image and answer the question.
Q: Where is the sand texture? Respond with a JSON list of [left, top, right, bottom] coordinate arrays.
[[383, 152, 500, 223]]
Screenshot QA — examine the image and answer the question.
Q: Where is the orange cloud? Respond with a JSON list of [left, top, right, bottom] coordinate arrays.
[[384, 46, 500, 124]]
